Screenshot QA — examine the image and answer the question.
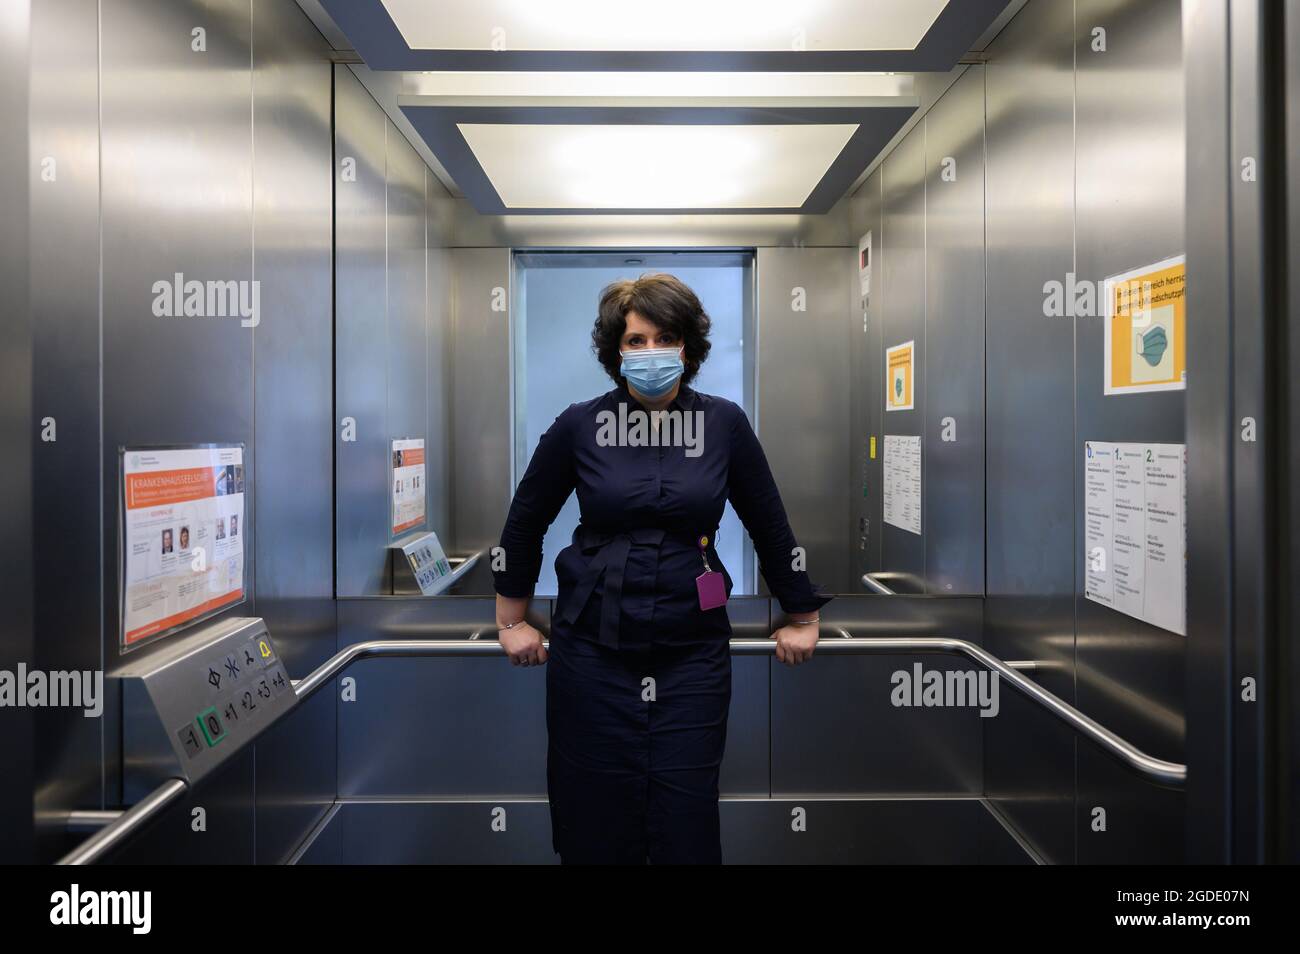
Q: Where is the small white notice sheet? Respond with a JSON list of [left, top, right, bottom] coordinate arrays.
[[883, 435, 922, 535], [1083, 441, 1186, 635]]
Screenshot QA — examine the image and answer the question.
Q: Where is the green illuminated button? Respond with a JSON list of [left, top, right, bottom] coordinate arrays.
[[196, 707, 226, 747]]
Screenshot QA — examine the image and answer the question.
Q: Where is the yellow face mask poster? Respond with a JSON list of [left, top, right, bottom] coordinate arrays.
[[885, 339, 915, 411], [1103, 255, 1186, 395]]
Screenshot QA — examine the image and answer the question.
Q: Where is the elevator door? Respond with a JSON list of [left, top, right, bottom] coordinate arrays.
[[513, 250, 754, 597]]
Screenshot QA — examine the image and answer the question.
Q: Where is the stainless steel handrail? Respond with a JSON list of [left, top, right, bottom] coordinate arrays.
[[862, 573, 896, 595], [294, 632, 1183, 785], [57, 778, 189, 866], [57, 627, 1185, 864], [808, 631, 1184, 788]]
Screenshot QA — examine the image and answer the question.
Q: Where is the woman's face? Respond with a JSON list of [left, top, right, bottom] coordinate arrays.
[[620, 310, 682, 355]]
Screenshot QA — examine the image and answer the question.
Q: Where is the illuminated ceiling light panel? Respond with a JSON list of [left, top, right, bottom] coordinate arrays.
[[381, 0, 949, 52], [403, 71, 913, 99], [455, 123, 859, 209]]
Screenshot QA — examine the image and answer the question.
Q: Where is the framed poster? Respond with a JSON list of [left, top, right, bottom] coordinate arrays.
[[885, 340, 915, 412], [120, 444, 246, 651], [391, 438, 426, 536], [1103, 255, 1186, 395]]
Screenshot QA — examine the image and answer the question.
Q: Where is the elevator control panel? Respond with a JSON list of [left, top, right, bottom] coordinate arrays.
[[120, 617, 297, 798]]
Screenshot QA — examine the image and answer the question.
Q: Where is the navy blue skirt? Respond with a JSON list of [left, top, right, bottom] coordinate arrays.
[[545, 632, 732, 864]]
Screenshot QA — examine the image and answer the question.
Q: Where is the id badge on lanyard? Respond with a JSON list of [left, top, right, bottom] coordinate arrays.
[[695, 535, 727, 611]]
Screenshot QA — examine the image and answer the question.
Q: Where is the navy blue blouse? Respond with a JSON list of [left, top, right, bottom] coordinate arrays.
[[492, 380, 832, 650]]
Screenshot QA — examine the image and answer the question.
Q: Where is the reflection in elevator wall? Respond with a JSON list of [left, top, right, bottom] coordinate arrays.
[[334, 66, 455, 598], [513, 253, 752, 596], [849, 0, 1186, 863]]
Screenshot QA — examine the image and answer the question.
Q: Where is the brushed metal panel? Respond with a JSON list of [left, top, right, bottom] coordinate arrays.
[[982, 0, 1078, 865], [98, 3, 257, 851], [250, 0, 336, 866], [336, 800, 557, 864], [335, 66, 391, 596], [256, 689, 336, 862], [105, 749, 257, 864], [29, 0, 104, 862], [720, 798, 1028, 864], [1183, 0, 1234, 865], [1226, 0, 1273, 865], [324, 796, 1031, 864], [292, 804, 342, 864], [923, 67, 986, 597], [426, 169, 455, 542], [773, 597, 985, 795], [1073, 0, 1185, 865], [848, 169, 884, 586], [754, 246, 854, 594], [101, 0, 257, 661], [1284, 0, 1300, 866], [98, 0, 259, 854], [719, 598, 771, 796], [385, 121, 428, 459], [336, 598, 549, 796], [0, 0, 33, 864], [450, 247, 514, 594], [880, 123, 927, 586]]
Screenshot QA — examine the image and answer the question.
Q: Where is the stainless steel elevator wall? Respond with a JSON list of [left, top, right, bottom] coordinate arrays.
[[755, 247, 855, 595], [983, 0, 1080, 867], [1073, 0, 1185, 864], [922, 71, 986, 598], [0, 0, 35, 867], [335, 66, 456, 597], [249, 0, 337, 866], [99, 0, 258, 863], [848, 0, 1186, 863], [448, 246, 514, 594], [28, 0, 344, 864], [850, 169, 885, 585], [851, 67, 988, 598], [29, 0, 100, 864]]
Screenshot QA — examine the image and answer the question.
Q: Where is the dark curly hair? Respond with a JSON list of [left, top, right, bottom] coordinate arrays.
[[591, 273, 712, 386]]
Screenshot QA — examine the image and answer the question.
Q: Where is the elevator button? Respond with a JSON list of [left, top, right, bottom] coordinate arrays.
[[254, 675, 273, 701], [177, 723, 204, 759], [196, 707, 226, 746], [257, 638, 277, 666]]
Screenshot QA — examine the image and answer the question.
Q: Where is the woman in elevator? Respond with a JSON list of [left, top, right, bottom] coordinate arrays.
[[492, 272, 831, 865]]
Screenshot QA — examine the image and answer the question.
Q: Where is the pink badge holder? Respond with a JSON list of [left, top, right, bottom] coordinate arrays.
[[695, 535, 728, 611]]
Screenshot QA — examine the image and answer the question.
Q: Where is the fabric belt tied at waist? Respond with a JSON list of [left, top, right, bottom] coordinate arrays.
[[558, 524, 715, 649]]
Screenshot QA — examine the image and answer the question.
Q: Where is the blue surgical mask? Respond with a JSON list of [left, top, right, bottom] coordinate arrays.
[[620, 346, 684, 398]]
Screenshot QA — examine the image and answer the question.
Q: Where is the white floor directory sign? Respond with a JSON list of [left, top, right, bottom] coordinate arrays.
[[883, 434, 922, 535], [121, 445, 246, 649], [1083, 441, 1187, 635], [401, 531, 453, 596], [391, 438, 426, 536]]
